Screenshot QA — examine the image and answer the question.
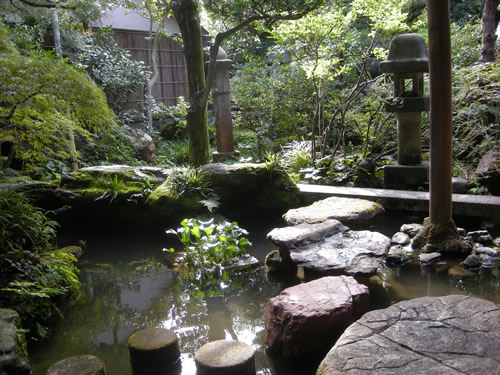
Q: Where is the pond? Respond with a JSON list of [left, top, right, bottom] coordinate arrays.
[[28, 212, 500, 375]]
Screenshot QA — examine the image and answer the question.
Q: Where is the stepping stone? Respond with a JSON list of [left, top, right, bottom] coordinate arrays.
[[46, 355, 106, 375], [265, 276, 369, 359], [317, 295, 500, 375], [128, 328, 180, 374], [283, 197, 384, 230], [195, 340, 255, 375], [276, 229, 391, 277]]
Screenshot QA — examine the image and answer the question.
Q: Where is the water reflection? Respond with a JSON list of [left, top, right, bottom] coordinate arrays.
[[29, 252, 282, 374], [28, 215, 499, 375]]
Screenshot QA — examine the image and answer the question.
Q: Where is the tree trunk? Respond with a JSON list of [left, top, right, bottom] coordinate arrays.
[[172, 0, 210, 166], [479, 0, 499, 63], [53, 8, 78, 170]]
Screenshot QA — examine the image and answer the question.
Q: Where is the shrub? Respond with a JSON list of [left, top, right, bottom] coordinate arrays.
[[0, 189, 79, 338], [0, 25, 116, 171], [0, 189, 58, 254]]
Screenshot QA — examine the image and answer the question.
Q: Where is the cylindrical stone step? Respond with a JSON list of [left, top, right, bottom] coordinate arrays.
[[195, 339, 255, 375], [128, 327, 181, 375], [46, 354, 106, 375]]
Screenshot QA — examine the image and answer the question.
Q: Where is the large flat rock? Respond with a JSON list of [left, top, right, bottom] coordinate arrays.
[[317, 295, 500, 375], [267, 219, 348, 250], [283, 197, 384, 230], [286, 229, 391, 277]]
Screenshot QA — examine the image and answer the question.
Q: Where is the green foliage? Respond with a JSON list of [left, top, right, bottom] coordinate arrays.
[[165, 217, 251, 297], [452, 62, 500, 177], [449, 0, 484, 25], [128, 173, 161, 204], [1, 251, 80, 338], [94, 174, 125, 203], [450, 21, 481, 68], [231, 61, 315, 143], [168, 167, 213, 199], [79, 126, 140, 167], [0, 189, 58, 254], [279, 140, 314, 176], [156, 97, 188, 139], [62, 27, 150, 112], [155, 139, 191, 166], [0, 27, 116, 171], [0, 189, 79, 338], [37, 160, 72, 182], [203, 0, 325, 25]]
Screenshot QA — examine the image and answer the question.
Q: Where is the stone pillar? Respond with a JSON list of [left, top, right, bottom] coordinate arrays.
[[212, 47, 239, 163], [397, 112, 422, 165]]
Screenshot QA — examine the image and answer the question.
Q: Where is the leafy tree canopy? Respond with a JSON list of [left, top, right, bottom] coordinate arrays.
[[0, 26, 116, 171]]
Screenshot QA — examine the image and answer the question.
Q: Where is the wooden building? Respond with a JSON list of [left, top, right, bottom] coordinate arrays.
[[92, 7, 209, 109]]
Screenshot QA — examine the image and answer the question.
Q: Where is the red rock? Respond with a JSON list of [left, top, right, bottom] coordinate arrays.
[[264, 276, 369, 359]]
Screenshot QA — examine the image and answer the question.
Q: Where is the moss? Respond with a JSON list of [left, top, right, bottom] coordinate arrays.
[[147, 179, 204, 219]]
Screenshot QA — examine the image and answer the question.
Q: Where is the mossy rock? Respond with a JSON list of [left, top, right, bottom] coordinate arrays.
[[148, 163, 300, 220], [146, 175, 205, 219], [200, 163, 301, 215], [0, 308, 31, 375]]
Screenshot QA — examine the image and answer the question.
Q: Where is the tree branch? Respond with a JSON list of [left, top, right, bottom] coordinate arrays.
[[15, 0, 75, 9]]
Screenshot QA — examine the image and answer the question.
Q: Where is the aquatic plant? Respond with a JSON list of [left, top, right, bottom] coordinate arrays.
[[165, 218, 252, 297]]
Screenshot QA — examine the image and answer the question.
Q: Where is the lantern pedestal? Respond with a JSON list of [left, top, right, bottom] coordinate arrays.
[[384, 162, 429, 190]]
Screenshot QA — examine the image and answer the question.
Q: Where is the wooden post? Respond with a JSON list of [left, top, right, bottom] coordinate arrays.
[[427, 0, 453, 224]]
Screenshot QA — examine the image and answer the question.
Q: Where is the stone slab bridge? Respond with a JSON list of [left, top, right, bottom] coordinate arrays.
[[298, 184, 500, 218]]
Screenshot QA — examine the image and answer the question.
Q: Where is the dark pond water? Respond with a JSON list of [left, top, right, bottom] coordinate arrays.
[[29, 212, 500, 375]]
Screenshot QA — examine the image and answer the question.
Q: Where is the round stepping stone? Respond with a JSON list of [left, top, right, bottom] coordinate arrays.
[[46, 355, 106, 375], [317, 295, 500, 375], [195, 340, 255, 375], [128, 328, 180, 375]]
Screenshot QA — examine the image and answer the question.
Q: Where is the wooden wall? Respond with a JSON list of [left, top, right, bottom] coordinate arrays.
[[112, 29, 189, 109]]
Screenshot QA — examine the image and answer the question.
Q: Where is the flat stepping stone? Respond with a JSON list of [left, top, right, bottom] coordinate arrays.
[[282, 229, 391, 277], [128, 328, 180, 374], [195, 340, 255, 375], [317, 295, 500, 375], [46, 355, 106, 375], [283, 196, 384, 230], [265, 276, 369, 358], [267, 219, 348, 250]]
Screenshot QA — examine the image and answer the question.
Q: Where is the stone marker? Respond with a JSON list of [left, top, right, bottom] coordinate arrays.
[[46, 355, 106, 375], [265, 276, 369, 359], [317, 295, 500, 375], [283, 196, 384, 230], [194, 340, 255, 375], [128, 328, 180, 375]]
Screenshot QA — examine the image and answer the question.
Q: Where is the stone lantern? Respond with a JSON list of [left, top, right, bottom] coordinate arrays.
[[379, 33, 429, 188], [211, 47, 239, 163]]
